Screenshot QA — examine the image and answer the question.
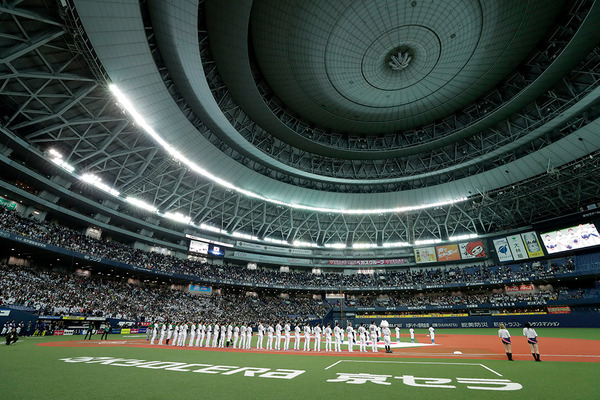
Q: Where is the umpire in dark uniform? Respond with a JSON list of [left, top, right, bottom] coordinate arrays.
[[84, 322, 95, 340], [100, 322, 110, 340]]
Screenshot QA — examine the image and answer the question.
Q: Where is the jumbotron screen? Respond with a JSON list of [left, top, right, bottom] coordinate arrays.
[[189, 240, 209, 255], [208, 244, 225, 257], [541, 223, 600, 254]]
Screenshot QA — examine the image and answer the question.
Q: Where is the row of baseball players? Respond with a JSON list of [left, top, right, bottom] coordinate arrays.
[[148, 321, 428, 353]]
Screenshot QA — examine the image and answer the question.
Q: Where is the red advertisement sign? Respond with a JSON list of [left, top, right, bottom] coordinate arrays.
[[548, 306, 571, 314], [436, 244, 461, 261], [53, 330, 64, 336], [505, 284, 535, 293]]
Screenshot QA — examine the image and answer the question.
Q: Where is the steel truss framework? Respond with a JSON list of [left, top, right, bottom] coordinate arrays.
[[0, 0, 599, 248], [191, 0, 600, 188]]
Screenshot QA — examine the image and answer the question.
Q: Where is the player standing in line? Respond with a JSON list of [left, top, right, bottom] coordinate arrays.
[[381, 321, 392, 354], [194, 322, 201, 346], [346, 325, 354, 352], [212, 323, 220, 348], [257, 322, 264, 349], [358, 323, 367, 352], [233, 324, 240, 348], [284, 322, 291, 351], [239, 324, 247, 349], [150, 322, 158, 345], [188, 322, 196, 347], [428, 324, 435, 344], [158, 322, 166, 345], [294, 324, 301, 350], [266, 324, 274, 350], [523, 322, 541, 361], [303, 323, 312, 351], [219, 324, 227, 348], [324, 323, 332, 351], [205, 323, 212, 348], [498, 323, 513, 361], [165, 322, 173, 345], [172, 323, 179, 346], [246, 325, 252, 349], [369, 321, 379, 352], [409, 326, 415, 343], [226, 323, 233, 348], [333, 323, 342, 352], [275, 321, 282, 350], [198, 322, 206, 347], [313, 323, 322, 352], [147, 322, 153, 342], [395, 325, 400, 343], [179, 322, 188, 346]]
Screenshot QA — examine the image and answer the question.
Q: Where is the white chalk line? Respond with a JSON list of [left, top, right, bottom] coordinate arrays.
[[324, 359, 503, 377]]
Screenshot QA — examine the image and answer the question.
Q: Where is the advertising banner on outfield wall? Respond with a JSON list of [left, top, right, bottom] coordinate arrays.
[[458, 240, 486, 259], [232, 251, 312, 265], [521, 231, 544, 258], [235, 241, 313, 255], [493, 237, 514, 262], [505, 284, 535, 293], [507, 235, 528, 260], [436, 244, 460, 261], [548, 306, 571, 314], [327, 258, 408, 266], [189, 284, 212, 294], [414, 247, 437, 263]]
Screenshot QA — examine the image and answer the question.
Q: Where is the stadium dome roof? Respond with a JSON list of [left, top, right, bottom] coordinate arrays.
[[1, 0, 600, 245]]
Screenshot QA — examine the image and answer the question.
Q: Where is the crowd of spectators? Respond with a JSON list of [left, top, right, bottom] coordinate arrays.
[[345, 289, 587, 308], [1, 262, 593, 325], [0, 262, 330, 324], [0, 207, 582, 292]]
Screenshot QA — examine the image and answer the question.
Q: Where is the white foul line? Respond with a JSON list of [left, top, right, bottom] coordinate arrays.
[[324, 359, 502, 377], [324, 360, 345, 370]]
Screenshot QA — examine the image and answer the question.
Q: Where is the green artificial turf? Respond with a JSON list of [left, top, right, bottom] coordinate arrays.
[[1, 331, 599, 400]]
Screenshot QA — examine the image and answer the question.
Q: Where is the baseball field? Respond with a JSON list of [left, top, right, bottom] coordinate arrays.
[[2, 328, 599, 399]]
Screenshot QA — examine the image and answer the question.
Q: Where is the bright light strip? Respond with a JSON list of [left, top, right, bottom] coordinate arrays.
[[125, 196, 157, 212], [109, 84, 469, 215], [448, 233, 478, 242], [293, 240, 319, 248], [232, 231, 259, 241], [48, 148, 63, 158], [352, 243, 377, 249], [264, 237, 289, 245], [324, 243, 346, 249], [199, 223, 227, 234], [50, 157, 75, 173], [414, 238, 442, 246], [81, 173, 120, 196], [382, 241, 410, 247], [165, 211, 191, 224]]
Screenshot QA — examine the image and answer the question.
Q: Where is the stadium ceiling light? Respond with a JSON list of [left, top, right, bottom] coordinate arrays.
[[414, 238, 442, 246], [109, 84, 469, 215], [199, 223, 227, 235], [81, 173, 120, 197], [164, 211, 191, 224], [352, 243, 377, 249], [382, 241, 410, 248], [264, 237, 289, 245], [48, 148, 63, 158], [232, 231, 259, 241], [324, 243, 346, 249], [125, 196, 158, 212], [448, 233, 478, 241], [50, 157, 75, 173], [292, 240, 319, 248]]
